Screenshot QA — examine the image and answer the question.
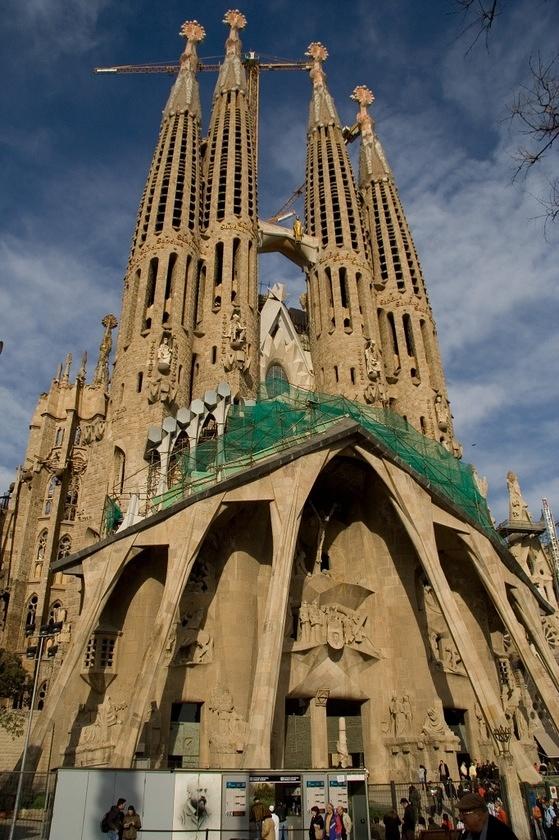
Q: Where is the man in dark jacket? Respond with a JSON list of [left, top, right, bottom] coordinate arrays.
[[106, 798, 126, 840], [457, 792, 519, 839], [400, 798, 416, 840]]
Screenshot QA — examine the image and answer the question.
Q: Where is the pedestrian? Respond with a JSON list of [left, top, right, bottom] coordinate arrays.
[[441, 812, 453, 832], [309, 805, 325, 840], [408, 784, 421, 816], [325, 803, 337, 840], [418, 764, 427, 791], [261, 810, 275, 840], [457, 791, 519, 838], [269, 805, 280, 840], [103, 798, 126, 840], [370, 816, 385, 840], [383, 807, 401, 840], [399, 798, 415, 840], [251, 798, 268, 840], [276, 801, 288, 840], [336, 805, 351, 840], [122, 805, 141, 840]]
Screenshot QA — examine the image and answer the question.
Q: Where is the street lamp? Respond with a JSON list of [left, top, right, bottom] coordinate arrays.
[[8, 621, 63, 840]]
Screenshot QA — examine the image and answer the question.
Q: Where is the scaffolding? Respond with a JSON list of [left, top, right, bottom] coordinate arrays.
[[147, 383, 494, 539]]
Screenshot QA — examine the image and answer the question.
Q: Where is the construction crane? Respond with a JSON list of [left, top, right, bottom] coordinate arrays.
[[94, 52, 310, 169], [542, 498, 559, 591]]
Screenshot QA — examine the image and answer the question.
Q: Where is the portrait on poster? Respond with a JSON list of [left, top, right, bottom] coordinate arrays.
[[173, 772, 222, 838]]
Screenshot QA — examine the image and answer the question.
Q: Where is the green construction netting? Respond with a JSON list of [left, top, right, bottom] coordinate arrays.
[[102, 496, 123, 536], [152, 383, 496, 540]]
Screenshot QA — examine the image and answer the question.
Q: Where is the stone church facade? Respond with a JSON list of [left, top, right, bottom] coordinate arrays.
[[1, 10, 558, 835]]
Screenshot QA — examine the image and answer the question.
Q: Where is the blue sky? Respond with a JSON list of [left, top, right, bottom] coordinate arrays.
[[1, 0, 558, 525]]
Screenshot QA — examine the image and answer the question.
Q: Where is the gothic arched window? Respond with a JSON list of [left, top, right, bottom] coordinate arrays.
[[63, 476, 79, 521], [36, 529, 48, 562], [37, 680, 48, 711], [74, 425, 82, 445], [48, 600, 63, 626], [266, 363, 289, 396], [113, 447, 126, 495], [54, 427, 64, 447], [25, 594, 38, 635], [44, 476, 60, 516], [57, 534, 72, 561]]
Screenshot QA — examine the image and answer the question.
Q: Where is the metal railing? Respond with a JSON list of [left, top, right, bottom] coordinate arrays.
[[0, 771, 55, 840]]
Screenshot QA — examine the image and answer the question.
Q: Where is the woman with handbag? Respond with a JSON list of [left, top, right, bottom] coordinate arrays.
[[309, 805, 325, 840]]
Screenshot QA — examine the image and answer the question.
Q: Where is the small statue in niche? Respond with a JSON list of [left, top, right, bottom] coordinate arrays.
[[364, 338, 382, 382], [434, 392, 450, 432], [229, 312, 246, 349], [224, 311, 249, 372], [157, 336, 172, 374]]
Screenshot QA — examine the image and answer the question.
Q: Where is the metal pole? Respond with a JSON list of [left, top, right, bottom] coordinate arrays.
[[8, 633, 45, 840]]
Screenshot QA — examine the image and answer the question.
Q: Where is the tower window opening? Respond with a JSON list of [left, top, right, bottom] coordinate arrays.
[[213, 242, 224, 310], [350, 367, 356, 385], [194, 261, 206, 325], [164, 252, 177, 301], [334, 365, 339, 382], [143, 257, 159, 329], [55, 427, 64, 447], [420, 416, 427, 435], [339, 267, 348, 309], [63, 476, 79, 522], [211, 346, 217, 365], [113, 447, 126, 496], [125, 268, 141, 346], [403, 313, 416, 357], [137, 372, 143, 393], [387, 312, 400, 361], [181, 255, 192, 328]]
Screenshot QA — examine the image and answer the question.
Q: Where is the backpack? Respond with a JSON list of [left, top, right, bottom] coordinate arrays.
[[101, 812, 110, 833]]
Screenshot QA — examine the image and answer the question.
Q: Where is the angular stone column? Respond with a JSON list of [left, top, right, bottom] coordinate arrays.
[[242, 450, 332, 767], [111, 494, 224, 765], [27, 533, 140, 753], [310, 691, 329, 768], [355, 448, 531, 838]]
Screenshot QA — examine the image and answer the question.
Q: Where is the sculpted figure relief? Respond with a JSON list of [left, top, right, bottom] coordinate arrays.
[[208, 686, 247, 754], [294, 600, 380, 657], [422, 699, 454, 741]]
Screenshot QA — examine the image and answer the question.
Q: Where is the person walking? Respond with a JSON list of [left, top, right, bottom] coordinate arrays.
[[122, 805, 141, 840], [269, 806, 280, 840], [336, 805, 351, 840], [325, 803, 337, 840]]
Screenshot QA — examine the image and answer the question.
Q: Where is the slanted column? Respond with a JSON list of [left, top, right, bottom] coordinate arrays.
[[355, 447, 531, 838], [242, 450, 331, 767]]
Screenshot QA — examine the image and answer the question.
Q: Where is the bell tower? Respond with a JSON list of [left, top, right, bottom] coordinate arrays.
[[303, 44, 386, 404], [191, 10, 260, 400], [355, 85, 461, 453], [109, 20, 206, 484]]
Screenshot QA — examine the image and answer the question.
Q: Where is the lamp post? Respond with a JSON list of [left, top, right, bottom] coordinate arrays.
[[8, 621, 63, 840]]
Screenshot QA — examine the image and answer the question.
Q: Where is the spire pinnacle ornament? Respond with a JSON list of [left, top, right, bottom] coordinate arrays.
[[179, 20, 205, 73], [305, 42, 328, 90], [223, 9, 247, 56], [216, 9, 247, 93], [93, 314, 118, 388], [352, 84, 390, 179]]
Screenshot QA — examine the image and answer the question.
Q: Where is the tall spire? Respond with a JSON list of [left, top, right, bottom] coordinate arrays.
[[192, 9, 259, 400], [303, 46, 386, 403], [305, 42, 340, 129], [351, 85, 392, 184], [107, 20, 206, 494], [355, 86, 461, 454]]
